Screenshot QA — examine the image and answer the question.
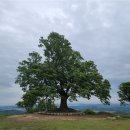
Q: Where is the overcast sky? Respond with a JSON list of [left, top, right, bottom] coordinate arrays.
[[0, 0, 130, 105]]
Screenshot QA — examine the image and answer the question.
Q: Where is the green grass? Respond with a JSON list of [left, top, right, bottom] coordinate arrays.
[[0, 115, 130, 130]]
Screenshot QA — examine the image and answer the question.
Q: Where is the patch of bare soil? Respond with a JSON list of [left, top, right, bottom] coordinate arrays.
[[8, 113, 108, 122]]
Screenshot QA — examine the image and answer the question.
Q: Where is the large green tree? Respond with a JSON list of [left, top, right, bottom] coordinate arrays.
[[16, 32, 111, 112], [118, 81, 130, 104]]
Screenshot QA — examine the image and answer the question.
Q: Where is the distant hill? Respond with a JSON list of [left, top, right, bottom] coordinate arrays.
[[69, 103, 130, 115], [0, 106, 25, 115], [0, 104, 130, 115]]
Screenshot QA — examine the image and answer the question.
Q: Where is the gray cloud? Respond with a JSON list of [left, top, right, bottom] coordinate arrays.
[[0, 0, 130, 104]]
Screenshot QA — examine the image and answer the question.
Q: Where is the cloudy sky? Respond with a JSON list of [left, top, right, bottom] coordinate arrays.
[[0, 0, 130, 105]]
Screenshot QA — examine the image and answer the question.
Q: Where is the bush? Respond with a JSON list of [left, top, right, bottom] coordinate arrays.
[[16, 98, 57, 113], [97, 111, 116, 117], [36, 99, 57, 112], [84, 109, 96, 115]]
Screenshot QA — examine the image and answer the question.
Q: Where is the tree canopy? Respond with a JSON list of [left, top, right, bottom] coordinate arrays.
[[118, 81, 130, 104], [15, 32, 111, 112]]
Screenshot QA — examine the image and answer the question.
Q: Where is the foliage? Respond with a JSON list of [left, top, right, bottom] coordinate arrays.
[[84, 109, 96, 115], [15, 32, 111, 111], [16, 93, 56, 113], [97, 111, 116, 117], [83, 109, 116, 117], [118, 82, 130, 104]]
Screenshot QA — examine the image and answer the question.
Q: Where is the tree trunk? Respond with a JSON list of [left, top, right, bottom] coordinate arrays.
[[60, 95, 68, 111]]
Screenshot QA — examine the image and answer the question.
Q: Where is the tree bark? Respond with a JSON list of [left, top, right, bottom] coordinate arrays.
[[59, 95, 68, 111]]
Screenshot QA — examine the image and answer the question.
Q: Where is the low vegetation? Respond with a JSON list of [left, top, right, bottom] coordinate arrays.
[[84, 109, 96, 115], [0, 114, 130, 130], [83, 109, 117, 117]]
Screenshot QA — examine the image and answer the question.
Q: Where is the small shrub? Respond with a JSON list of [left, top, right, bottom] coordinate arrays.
[[97, 111, 116, 117], [84, 109, 96, 115]]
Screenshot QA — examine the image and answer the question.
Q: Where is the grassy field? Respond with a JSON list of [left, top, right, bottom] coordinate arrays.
[[0, 114, 130, 130]]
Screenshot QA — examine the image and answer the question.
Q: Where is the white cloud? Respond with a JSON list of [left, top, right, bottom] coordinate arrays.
[[0, 0, 130, 105], [0, 84, 23, 105]]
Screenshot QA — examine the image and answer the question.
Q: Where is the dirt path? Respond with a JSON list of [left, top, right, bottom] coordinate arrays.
[[8, 113, 107, 122]]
